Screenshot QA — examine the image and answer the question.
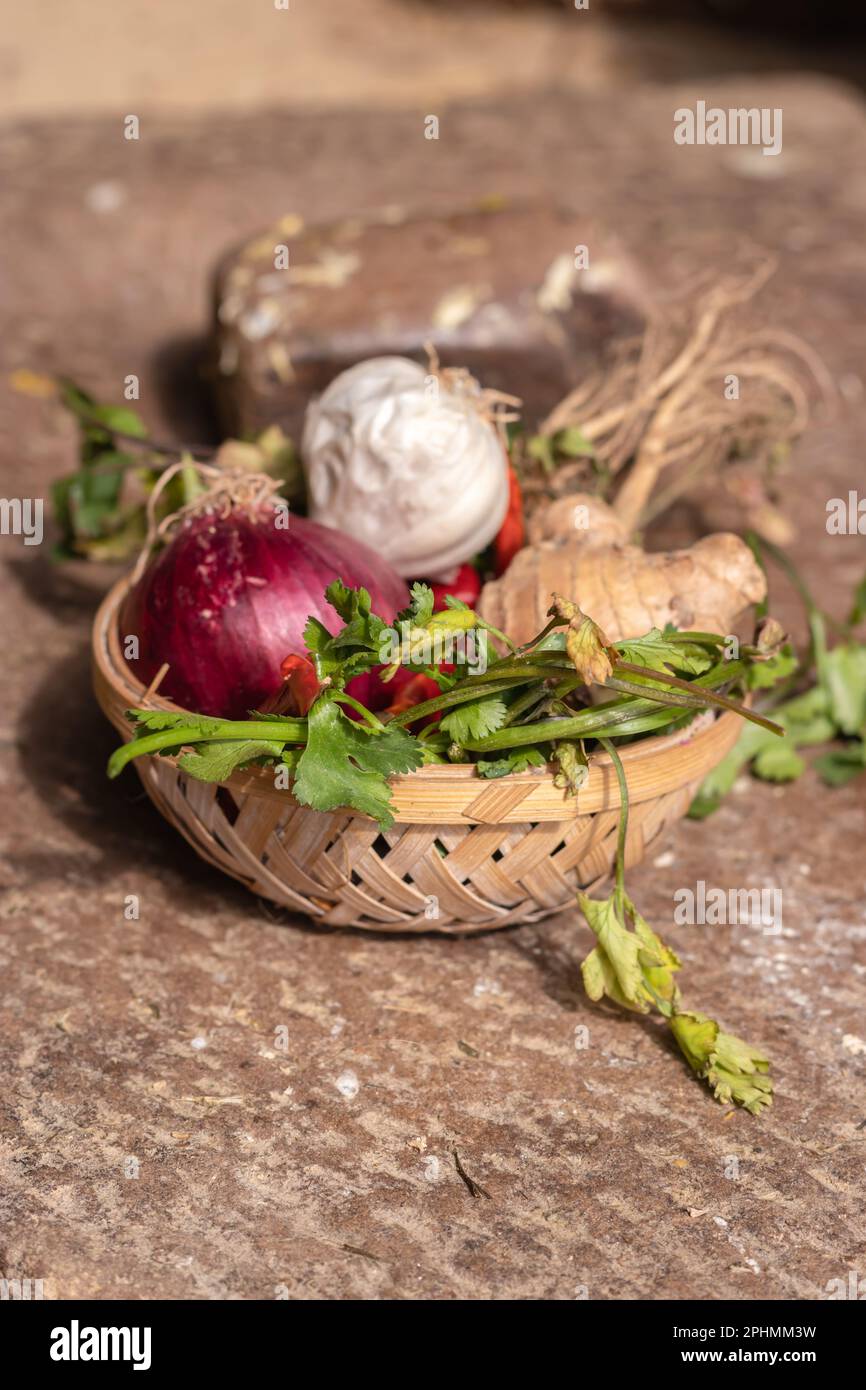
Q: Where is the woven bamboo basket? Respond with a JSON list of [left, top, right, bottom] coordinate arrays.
[[93, 575, 744, 933]]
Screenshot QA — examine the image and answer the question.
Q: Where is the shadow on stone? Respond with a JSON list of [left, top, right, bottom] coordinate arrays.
[[507, 924, 683, 1060], [14, 641, 250, 911], [4, 551, 122, 622], [148, 333, 221, 448]]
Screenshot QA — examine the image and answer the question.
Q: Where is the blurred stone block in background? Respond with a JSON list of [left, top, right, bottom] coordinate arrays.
[[211, 202, 649, 440]]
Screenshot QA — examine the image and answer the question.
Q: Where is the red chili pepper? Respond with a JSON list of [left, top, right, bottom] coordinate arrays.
[[430, 563, 481, 612], [346, 664, 452, 727], [493, 465, 525, 576], [380, 670, 443, 719], [344, 664, 438, 718], [276, 652, 322, 715]]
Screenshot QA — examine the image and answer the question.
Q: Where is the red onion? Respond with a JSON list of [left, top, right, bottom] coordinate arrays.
[[121, 506, 409, 719]]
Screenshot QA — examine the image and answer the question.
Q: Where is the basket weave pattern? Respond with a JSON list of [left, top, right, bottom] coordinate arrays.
[[93, 578, 742, 933]]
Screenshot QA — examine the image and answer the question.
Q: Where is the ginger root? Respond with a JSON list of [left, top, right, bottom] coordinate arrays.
[[479, 494, 766, 644], [526, 492, 628, 549]]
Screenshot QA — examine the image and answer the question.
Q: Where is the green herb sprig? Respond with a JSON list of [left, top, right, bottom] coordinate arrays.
[[109, 581, 783, 832], [51, 380, 301, 561], [690, 539, 866, 816], [577, 738, 772, 1114]]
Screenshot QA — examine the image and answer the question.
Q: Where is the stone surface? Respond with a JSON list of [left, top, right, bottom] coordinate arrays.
[[1, 80, 866, 1301], [4, 1, 866, 123]]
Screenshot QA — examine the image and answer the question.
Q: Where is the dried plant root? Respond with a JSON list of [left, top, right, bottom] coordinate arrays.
[[524, 257, 834, 537]]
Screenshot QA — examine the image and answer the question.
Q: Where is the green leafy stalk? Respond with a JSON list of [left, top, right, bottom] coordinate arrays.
[[691, 549, 866, 815], [51, 379, 300, 561], [613, 660, 785, 736], [578, 739, 773, 1113], [387, 677, 540, 729], [107, 713, 307, 779], [457, 659, 756, 753]]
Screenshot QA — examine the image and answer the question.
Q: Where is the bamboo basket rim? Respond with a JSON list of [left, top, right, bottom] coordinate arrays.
[[92, 573, 744, 826]]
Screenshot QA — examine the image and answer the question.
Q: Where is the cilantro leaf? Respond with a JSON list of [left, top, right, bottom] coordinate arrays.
[[752, 741, 805, 782], [578, 891, 681, 1015], [747, 643, 799, 690], [687, 720, 776, 818], [554, 425, 595, 458], [292, 696, 423, 829], [302, 615, 337, 669], [527, 433, 556, 473], [689, 683, 838, 817], [578, 878, 772, 1112], [822, 643, 866, 736], [814, 742, 866, 787], [475, 748, 547, 779], [178, 739, 285, 782], [303, 613, 377, 683], [776, 687, 835, 742], [552, 739, 588, 795], [396, 581, 435, 628], [89, 404, 148, 437], [59, 380, 147, 438], [324, 578, 370, 624], [440, 696, 508, 743], [616, 629, 714, 676], [126, 708, 223, 737], [669, 1010, 772, 1115], [303, 582, 388, 683]]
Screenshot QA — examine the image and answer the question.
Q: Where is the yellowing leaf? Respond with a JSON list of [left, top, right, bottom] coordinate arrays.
[[9, 368, 57, 397], [578, 892, 650, 1012], [670, 1010, 772, 1115], [550, 595, 617, 686]]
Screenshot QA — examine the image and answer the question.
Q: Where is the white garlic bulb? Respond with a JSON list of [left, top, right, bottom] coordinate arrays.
[[301, 356, 509, 579]]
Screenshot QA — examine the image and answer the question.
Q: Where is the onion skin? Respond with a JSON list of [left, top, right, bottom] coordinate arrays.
[[120, 508, 409, 719]]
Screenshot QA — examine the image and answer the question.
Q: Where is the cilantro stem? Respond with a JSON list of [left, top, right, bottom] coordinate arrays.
[[640, 631, 727, 648], [331, 692, 385, 730], [460, 700, 682, 752], [107, 718, 307, 778], [500, 682, 552, 727], [459, 660, 751, 752], [475, 617, 518, 654], [515, 615, 560, 652], [613, 661, 785, 735], [59, 381, 214, 461], [598, 736, 628, 915], [604, 676, 710, 710], [487, 649, 571, 670], [387, 677, 532, 728], [472, 663, 571, 682]]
